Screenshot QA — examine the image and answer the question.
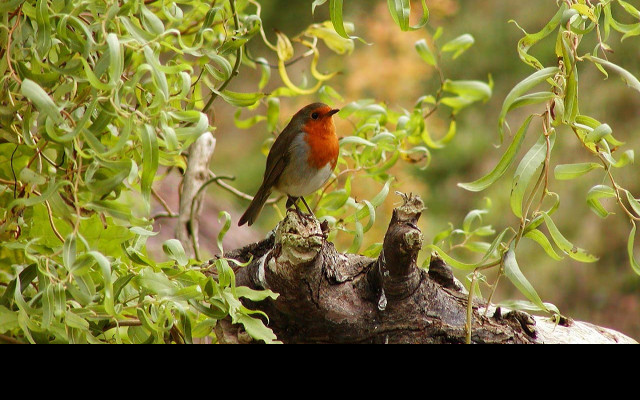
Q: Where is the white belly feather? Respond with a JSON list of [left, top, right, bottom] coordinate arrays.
[[275, 134, 335, 197]]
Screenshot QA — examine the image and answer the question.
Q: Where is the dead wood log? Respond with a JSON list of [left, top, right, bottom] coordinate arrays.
[[215, 193, 637, 344]]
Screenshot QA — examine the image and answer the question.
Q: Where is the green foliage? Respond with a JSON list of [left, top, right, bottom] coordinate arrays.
[[0, 0, 283, 343], [441, 0, 640, 335], [2, 0, 639, 344]]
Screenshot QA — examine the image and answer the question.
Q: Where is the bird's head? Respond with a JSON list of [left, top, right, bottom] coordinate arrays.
[[294, 103, 340, 137]]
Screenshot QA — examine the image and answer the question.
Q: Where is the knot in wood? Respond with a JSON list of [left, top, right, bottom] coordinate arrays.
[[274, 210, 324, 265]]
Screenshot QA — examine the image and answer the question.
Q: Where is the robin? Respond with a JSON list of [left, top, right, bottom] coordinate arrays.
[[238, 103, 340, 226]]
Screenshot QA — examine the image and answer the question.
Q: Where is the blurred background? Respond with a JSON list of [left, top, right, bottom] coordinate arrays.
[[151, 0, 640, 340]]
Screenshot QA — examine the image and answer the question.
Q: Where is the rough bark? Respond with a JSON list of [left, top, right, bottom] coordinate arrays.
[[214, 193, 637, 344]]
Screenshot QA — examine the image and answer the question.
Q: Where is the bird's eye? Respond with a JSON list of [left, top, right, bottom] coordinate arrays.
[[311, 112, 319, 120]]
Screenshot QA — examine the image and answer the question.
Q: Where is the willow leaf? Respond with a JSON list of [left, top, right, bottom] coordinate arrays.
[[459, 115, 533, 192]]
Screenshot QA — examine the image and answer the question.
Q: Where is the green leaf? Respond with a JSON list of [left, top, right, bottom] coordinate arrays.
[[415, 39, 436, 66], [205, 55, 233, 82], [498, 67, 558, 143], [329, 0, 357, 39], [86, 251, 116, 316], [217, 211, 231, 256], [143, 46, 169, 102], [511, 132, 555, 218], [106, 33, 123, 85], [524, 229, 564, 261], [312, 0, 328, 15], [554, 162, 603, 180], [275, 30, 294, 62], [65, 309, 90, 331], [586, 185, 616, 218], [387, 0, 429, 31], [426, 245, 479, 271], [63, 234, 77, 270], [307, 21, 354, 55], [234, 313, 280, 344], [233, 109, 266, 129], [443, 79, 492, 103], [8, 180, 72, 211], [503, 247, 550, 313], [213, 89, 265, 107], [625, 190, 640, 216], [21, 79, 63, 124], [508, 92, 556, 113], [0, 306, 19, 334], [462, 209, 488, 233], [340, 136, 376, 147], [542, 213, 599, 263], [347, 220, 364, 254], [19, 168, 46, 186], [138, 268, 177, 296], [627, 222, 640, 276], [141, 5, 165, 35], [602, 149, 634, 169], [163, 239, 189, 267], [584, 123, 612, 143], [140, 124, 159, 212], [459, 115, 533, 192], [511, 4, 565, 69], [235, 286, 279, 302], [441, 34, 475, 59], [498, 300, 559, 315], [619, 0, 640, 18], [584, 55, 640, 94]]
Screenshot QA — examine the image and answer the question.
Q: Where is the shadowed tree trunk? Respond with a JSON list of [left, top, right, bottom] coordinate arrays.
[[211, 193, 637, 344]]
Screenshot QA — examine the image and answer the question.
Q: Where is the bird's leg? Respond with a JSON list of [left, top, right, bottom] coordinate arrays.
[[299, 197, 316, 220], [286, 196, 297, 210], [286, 196, 316, 222], [286, 196, 305, 217]]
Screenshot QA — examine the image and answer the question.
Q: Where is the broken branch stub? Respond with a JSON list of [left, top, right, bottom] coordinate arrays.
[[370, 193, 425, 307]]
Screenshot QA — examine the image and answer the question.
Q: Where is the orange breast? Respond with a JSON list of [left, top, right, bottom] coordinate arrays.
[[303, 120, 339, 170]]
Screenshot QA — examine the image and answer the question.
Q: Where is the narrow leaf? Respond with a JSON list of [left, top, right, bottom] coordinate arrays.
[[627, 222, 640, 276], [524, 229, 564, 261], [511, 132, 555, 218], [163, 239, 189, 267], [459, 115, 533, 192], [554, 162, 603, 180], [140, 124, 159, 212], [584, 55, 640, 94], [503, 248, 550, 313], [21, 79, 63, 124], [586, 185, 616, 218], [499, 67, 559, 142], [415, 39, 436, 66], [441, 34, 474, 59], [542, 213, 599, 263]]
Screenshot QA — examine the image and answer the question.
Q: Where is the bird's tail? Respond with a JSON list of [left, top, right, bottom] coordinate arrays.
[[238, 184, 272, 226]]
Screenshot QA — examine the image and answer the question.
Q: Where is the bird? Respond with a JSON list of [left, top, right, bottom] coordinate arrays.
[[238, 102, 340, 227]]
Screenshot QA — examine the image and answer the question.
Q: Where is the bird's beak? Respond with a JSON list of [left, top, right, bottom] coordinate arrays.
[[328, 109, 340, 117]]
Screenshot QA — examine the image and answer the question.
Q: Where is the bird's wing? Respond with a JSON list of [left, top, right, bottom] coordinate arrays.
[[261, 127, 298, 190]]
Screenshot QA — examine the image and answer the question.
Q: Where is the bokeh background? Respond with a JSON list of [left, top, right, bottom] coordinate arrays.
[[152, 0, 640, 340]]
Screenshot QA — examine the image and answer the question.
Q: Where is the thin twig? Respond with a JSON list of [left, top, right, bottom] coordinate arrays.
[[103, 319, 143, 330], [45, 199, 65, 243], [203, 0, 242, 113], [11, 144, 19, 199], [6, 7, 23, 84], [0, 334, 24, 344], [208, 171, 281, 205], [152, 187, 177, 217], [465, 270, 479, 344], [189, 174, 235, 261], [0, 178, 17, 185]]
